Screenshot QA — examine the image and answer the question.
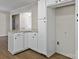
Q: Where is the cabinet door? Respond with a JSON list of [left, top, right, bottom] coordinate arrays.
[[14, 33, 24, 53], [38, 0, 46, 19], [8, 33, 14, 53], [28, 33, 37, 51], [46, 0, 74, 6], [38, 20, 47, 55], [24, 33, 28, 49], [57, 0, 71, 3], [46, 0, 56, 6]]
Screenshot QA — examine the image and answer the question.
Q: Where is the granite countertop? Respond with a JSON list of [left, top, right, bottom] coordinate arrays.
[[9, 30, 38, 33]]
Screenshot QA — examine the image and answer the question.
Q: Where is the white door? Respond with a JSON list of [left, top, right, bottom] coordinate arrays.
[[56, 5, 75, 58], [28, 33, 37, 51], [14, 33, 24, 53], [24, 33, 28, 49], [38, 0, 46, 19], [38, 20, 47, 55]]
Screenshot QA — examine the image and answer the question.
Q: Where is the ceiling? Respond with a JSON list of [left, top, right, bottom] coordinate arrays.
[[0, 0, 37, 12]]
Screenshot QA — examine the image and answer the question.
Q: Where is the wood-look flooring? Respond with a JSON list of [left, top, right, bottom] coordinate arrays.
[[0, 36, 71, 59]]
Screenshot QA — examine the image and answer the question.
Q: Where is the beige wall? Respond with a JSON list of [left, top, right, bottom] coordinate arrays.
[[32, 4, 38, 31], [0, 12, 10, 36]]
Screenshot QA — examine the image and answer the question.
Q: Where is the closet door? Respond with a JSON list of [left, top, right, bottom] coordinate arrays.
[[38, 20, 47, 55], [56, 5, 75, 58]]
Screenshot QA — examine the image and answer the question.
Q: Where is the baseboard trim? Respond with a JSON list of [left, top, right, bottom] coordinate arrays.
[[0, 35, 8, 37], [47, 51, 56, 57], [56, 51, 74, 59]]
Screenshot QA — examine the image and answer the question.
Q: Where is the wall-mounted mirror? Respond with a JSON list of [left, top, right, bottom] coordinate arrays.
[[12, 12, 32, 31], [20, 12, 32, 31], [12, 14, 20, 31]]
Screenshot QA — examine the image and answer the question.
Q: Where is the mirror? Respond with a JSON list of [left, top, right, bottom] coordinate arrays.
[[20, 12, 32, 31], [12, 12, 32, 31]]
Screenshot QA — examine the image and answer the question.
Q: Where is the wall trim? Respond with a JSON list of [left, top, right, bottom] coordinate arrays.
[[56, 51, 74, 59], [0, 34, 8, 37]]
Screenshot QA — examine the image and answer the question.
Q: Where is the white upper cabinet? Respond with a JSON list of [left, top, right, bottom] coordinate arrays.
[[46, 0, 75, 7], [38, 0, 46, 19], [57, 0, 74, 3], [46, 0, 56, 6]]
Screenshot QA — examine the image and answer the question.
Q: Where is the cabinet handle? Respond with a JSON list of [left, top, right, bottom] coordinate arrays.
[[34, 34, 36, 36], [77, 14, 78, 22], [59, 0, 61, 2], [38, 0, 40, 1], [77, 19, 78, 22], [15, 37, 17, 39], [56, 0, 58, 3], [44, 17, 46, 20], [32, 37, 34, 39], [44, 21, 46, 23], [77, 14, 78, 17]]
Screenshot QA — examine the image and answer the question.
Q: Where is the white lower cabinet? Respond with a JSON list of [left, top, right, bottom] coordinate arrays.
[[24, 33, 28, 49], [13, 34, 24, 53], [8, 30, 55, 57], [8, 30, 54, 57], [8, 32, 38, 55], [37, 18, 56, 57], [8, 32, 24, 54], [38, 20, 47, 55], [28, 32, 38, 51]]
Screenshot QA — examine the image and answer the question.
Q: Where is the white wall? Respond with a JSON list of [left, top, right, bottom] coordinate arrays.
[[75, 0, 78, 59], [0, 12, 10, 36]]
